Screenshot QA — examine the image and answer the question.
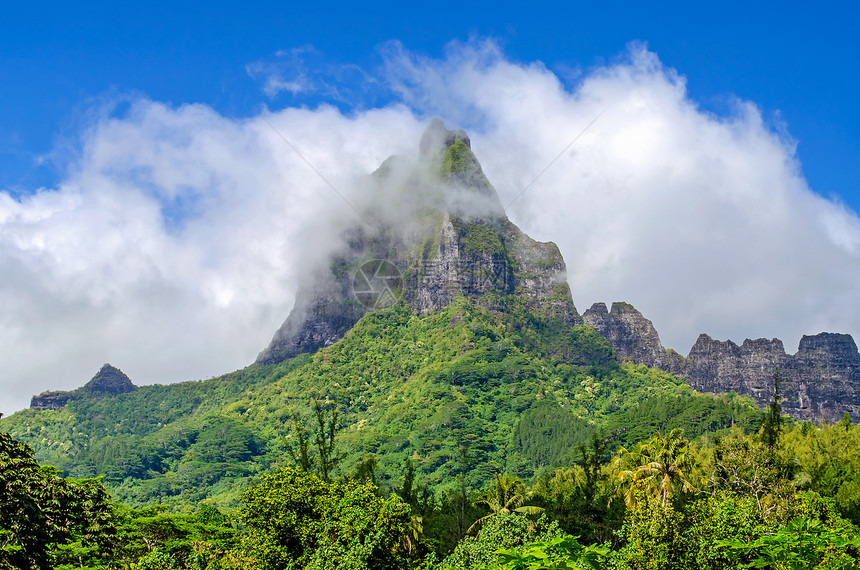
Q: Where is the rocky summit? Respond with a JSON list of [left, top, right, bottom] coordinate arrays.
[[30, 363, 136, 410], [584, 301, 860, 423], [256, 120, 579, 364], [582, 302, 684, 372], [82, 363, 136, 395]]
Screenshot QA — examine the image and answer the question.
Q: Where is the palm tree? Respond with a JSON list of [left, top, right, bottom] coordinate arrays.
[[613, 428, 698, 508], [401, 513, 423, 555], [467, 473, 544, 535]]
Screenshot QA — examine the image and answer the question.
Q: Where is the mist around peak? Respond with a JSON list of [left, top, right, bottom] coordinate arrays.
[[255, 119, 579, 365], [348, 119, 506, 244]]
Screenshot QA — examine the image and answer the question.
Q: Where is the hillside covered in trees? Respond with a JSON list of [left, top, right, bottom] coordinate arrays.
[[2, 299, 766, 510]]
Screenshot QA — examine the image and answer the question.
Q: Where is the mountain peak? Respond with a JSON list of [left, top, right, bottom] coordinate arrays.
[[83, 364, 136, 395], [418, 119, 503, 219], [419, 118, 471, 157], [582, 301, 671, 370], [255, 120, 580, 364]]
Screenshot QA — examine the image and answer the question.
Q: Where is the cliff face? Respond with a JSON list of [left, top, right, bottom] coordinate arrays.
[[684, 334, 788, 398], [255, 265, 367, 366], [256, 121, 580, 365], [785, 334, 860, 421], [30, 390, 75, 411], [582, 302, 678, 371], [586, 301, 860, 423]]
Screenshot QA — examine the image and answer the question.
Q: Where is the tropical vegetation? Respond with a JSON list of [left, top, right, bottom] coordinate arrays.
[[2, 297, 859, 568]]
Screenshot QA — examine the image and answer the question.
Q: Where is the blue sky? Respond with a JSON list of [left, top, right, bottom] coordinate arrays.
[[2, 1, 860, 414], [3, 1, 859, 209]]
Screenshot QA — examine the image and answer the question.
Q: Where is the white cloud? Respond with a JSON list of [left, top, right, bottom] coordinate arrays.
[[2, 40, 859, 415], [246, 47, 380, 104], [246, 46, 320, 96], [0, 99, 424, 414], [427, 42, 860, 355]]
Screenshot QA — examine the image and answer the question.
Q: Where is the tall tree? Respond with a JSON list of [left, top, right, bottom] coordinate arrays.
[[0, 431, 116, 569], [397, 459, 422, 555], [467, 473, 544, 534], [761, 370, 784, 451], [837, 411, 853, 431], [455, 444, 473, 538], [711, 430, 797, 516], [613, 428, 698, 508], [313, 402, 342, 482], [238, 466, 410, 569], [285, 402, 342, 481], [577, 433, 609, 503], [286, 412, 314, 473]]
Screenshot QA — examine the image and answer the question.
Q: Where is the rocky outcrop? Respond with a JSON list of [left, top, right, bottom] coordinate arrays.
[[508, 224, 579, 324], [583, 302, 679, 372], [684, 335, 788, 397], [784, 334, 860, 421], [586, 301, 860, 423], [30, 364, 136, 410], [255, 252, 368, 365], [256, 121, 581, 364], [83, 364, 136, 395], [684, 333, 860, 423], [401, 214, 578, 324], [30, 390, 75, 411]]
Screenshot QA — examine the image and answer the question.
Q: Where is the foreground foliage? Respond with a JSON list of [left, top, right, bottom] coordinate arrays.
[[4, 419, 860, 569], [487, 535, 609, 570], [239, 466, 410, 569], [0, 431, 114, 569]]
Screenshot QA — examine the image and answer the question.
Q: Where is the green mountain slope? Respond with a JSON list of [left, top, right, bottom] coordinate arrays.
[[1, 298, 762, 509]]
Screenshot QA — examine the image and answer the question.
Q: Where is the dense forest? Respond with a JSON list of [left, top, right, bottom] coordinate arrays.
[[4, 404, 860, 569]]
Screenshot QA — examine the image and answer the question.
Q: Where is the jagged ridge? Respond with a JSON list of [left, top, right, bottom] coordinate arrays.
[[583, 301, 860, 423]]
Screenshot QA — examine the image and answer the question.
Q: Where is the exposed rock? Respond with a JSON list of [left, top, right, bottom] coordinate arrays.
[[256, 265, 367, 365], [507, 223, 579, 324], [785, 334, 860, 421], [30, 390, 75, 411], [83, 364, 137, 395], [585, 301, 860, 423], [583, 302, 675, 371], [256, 120, 581, 364], [683, 332, 860, 423], [684, 334, 788, 401]]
